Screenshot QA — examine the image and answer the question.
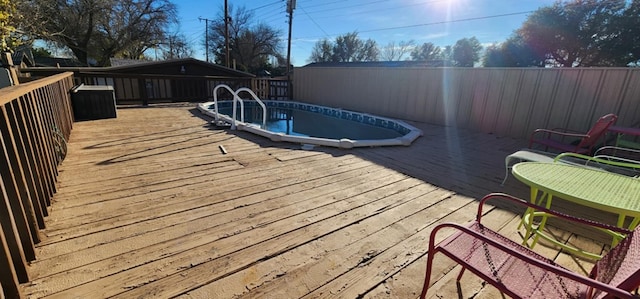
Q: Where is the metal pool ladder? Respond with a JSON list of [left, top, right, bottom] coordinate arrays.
[[211, 84, 242, 126], [234, 87, 267, 129], [210, 85, 266, 130]]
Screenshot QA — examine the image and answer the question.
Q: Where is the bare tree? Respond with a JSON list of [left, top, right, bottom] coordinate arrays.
[[207, 5, 282, 73], [19, 0, 177, 66], [160, 33, 193, 60], [380, 40, 414, 61]]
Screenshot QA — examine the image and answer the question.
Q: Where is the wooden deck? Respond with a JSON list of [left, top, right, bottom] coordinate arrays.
[[21, 104, 608, 298]]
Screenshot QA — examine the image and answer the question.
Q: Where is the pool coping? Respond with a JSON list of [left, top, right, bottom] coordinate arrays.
[[197, 101, 422, 149]]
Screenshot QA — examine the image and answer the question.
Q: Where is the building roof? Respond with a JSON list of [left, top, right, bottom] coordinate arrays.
[[302, 60, 450, 68], [103, 58, 254, 77], [22, 57, 255, 78], [109, 58, 150, 67], [10, 46, 35, 67]]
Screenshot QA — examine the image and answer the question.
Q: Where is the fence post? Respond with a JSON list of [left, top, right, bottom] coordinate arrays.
[[1, 53, 19, 86]]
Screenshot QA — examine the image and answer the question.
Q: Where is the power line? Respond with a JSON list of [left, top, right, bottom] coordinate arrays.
[[293, 10, 536, 40], [361, 11, 535, 33], [247, 1, 282, 12], [302, 0, 392, 14], [259, 4, 287, 22], [297, 0, 450, 21], [298, 4, 329, 38]]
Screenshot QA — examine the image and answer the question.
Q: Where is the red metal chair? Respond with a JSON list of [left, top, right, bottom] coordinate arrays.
[[420, 193, 640, 299], [529, 114, 618, 154]]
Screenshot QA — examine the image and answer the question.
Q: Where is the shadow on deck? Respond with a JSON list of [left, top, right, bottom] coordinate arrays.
[[21, 103, 611, 298]]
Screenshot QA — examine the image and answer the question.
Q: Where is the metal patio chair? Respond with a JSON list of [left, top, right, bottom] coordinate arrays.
[[529, 114, 618, 155], [420, 193, 640, 299], [554, 151, 640, 178]]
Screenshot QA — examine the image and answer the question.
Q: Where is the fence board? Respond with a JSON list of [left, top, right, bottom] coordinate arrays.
[[293, 67, 640, 139]]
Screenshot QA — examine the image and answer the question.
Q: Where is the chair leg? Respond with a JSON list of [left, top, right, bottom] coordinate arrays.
[[501, 156, 512, 185], [456, 267, 466, 282], [420, 254, 436, 299]]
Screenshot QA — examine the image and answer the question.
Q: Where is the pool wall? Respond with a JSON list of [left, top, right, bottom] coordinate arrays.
[[197, 100, 422, 149]]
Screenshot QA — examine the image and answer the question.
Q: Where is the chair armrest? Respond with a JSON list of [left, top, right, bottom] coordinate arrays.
[[476, 193, 631, 235], [595, 146, 640, 160], [529, 129, 590, 149], [596, 146, 640, 156], [531, 128, 590, 139], [554, 152, 640, 170], [552, 127, 585, 134], [429, 222, 636, 298]]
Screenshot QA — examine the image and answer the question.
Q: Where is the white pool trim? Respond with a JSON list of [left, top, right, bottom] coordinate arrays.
[[197, 101, 422, 149]]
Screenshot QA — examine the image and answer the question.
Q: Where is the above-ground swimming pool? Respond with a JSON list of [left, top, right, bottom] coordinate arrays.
[[197, 100, 422, 149]]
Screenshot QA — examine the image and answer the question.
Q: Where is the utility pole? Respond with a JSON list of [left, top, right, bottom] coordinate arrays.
[[286, 0, 295, 99], [199, 17, 212, 62], [224, 0, 230, 67]]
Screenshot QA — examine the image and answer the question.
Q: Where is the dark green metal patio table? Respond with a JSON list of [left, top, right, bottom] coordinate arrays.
[[512, 162, 640, 259]]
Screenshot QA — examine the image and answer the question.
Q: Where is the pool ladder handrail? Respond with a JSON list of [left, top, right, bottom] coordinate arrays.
[[234, 87, 267, 129], [211, 84, 244, 129], [211, 84, 243, 123]]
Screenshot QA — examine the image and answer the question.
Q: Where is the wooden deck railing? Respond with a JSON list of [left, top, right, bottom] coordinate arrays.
[[0, 72, 74, 298], [22, 68, 290, 105]]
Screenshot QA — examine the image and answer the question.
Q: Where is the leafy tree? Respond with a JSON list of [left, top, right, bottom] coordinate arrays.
[[1, 0, 21, 52], [452, 37, 482, 67], [482, 44, 503, 67], [518, 0, 630, 67], [32, 46, 52, 58], [208, 5, 283, 74], [309, 39, 333, 63], [332, 32, 378, 62], [409, 42, 441, 61], [19, 0, 177, 66], [440, 45, 453, 63], [611, 0, 640, 66], [380, 40, 414, 61], [482, 35, 545, 67], [307, 32, 379, 63]]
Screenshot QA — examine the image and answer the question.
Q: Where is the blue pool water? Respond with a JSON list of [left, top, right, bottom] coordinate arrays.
[[199, 100, 421, 148], [214, 103, 404, 140]]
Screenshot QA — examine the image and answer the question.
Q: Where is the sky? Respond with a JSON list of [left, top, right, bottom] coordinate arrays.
[[173, 0, 558, 67]]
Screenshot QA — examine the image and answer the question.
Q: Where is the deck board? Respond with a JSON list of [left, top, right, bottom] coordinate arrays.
[[20, 104, 609, 298]]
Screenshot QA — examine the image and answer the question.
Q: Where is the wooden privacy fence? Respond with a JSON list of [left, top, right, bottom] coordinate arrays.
[[72, 72, 289, 105], [293, 67, 640, 140], [0, 72, 74, 298]]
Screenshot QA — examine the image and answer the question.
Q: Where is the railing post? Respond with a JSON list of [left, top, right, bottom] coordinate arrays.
[[139, 78, 149, 106], [0, 135, 30, 282], [0, 218, 24, 299]]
